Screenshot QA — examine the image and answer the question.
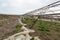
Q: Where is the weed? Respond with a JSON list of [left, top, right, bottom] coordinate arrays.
[[16, 24, 22, 32], [30, 37, 34, 40]]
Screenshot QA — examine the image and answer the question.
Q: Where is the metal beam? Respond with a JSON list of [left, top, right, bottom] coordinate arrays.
[[24, 1, 60, 15]]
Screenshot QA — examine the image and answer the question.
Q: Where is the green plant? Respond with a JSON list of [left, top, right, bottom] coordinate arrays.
[[30, 37, 34, 40], [38, 25, 50, 31], [22, 17, 35, 26], [57, 34, 60, 37], [21, 17, 60, 40], [16, 24, 22, 32]]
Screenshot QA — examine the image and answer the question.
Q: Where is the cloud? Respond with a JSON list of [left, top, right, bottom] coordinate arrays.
[[7, 0, 40, 7], [0, 0, 59, 15], [1, 3, 7, 8], [6, 0, 42, 13], [7, 0, 25, 7]]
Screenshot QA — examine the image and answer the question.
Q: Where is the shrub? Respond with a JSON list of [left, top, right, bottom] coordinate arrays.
[[38, 25, 50, 31], [30, 37, 34, 40], [16, 24, 22, 32]]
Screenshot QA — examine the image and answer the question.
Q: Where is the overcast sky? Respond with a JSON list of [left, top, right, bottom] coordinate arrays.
[[0, 0, 59, 15]]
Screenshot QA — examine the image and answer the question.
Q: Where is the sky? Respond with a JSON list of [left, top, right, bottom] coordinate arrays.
[[0, 0, 59, 15]]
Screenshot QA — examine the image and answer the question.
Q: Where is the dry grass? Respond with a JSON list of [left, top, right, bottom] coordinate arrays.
[[0, 15, 20, 40]]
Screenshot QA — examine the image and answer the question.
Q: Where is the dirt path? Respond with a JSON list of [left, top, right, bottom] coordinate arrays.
[[4, 18, 41, 40]]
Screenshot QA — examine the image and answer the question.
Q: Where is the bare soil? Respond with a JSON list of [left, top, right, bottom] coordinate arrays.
[[0, 15, 20, 40]]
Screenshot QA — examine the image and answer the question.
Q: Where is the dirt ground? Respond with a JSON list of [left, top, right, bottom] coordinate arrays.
[[0, 15, 60, 40], [0, 15, 20, 40]]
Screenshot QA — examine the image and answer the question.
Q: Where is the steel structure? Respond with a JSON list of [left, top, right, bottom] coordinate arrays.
[[24, 1, 60, 15], [23, 1, 60, 29]]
